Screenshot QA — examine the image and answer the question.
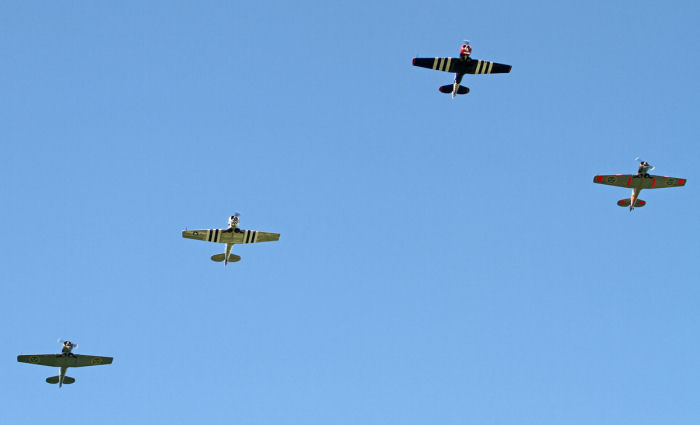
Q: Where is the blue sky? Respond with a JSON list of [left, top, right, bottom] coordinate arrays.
[[2, 1, 699, 424]]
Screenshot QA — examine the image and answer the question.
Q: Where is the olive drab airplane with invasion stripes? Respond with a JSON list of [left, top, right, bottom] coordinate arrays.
[[593, 160, 687, 211], [17, 340, 113, 388], [182, 214, 280, 265], [412, 43, 512, 98]]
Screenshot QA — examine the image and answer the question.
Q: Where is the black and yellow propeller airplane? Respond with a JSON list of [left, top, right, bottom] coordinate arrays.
[[412, 44, 512, 97]]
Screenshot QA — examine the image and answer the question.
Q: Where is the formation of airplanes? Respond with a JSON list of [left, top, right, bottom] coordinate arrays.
[[16, 42, 688, 388]]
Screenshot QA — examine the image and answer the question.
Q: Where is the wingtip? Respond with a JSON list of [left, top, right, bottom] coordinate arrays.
[[412, 57, 416, 65]]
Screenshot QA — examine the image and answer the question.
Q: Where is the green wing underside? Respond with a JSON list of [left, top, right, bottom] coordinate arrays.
[[182, 229, 280, 244], [18, 354, 113, 367], [593, 174, 687, 189], [412, 57, 512, 74]]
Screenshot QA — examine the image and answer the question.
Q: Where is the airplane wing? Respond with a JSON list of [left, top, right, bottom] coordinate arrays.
[[642, 175, 687, 189], [182, 229, 280, 244], [412, 57, 512, 74], [18, 354, 113, 367], [593, 174, 687, 189], [242, 231, 281, 243], [593, 174, 636, 188]]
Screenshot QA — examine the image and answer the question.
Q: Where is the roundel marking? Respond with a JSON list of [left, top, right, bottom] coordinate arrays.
[[193, 231, 199, 235], [91, 357, 103, 365], [666, 179, 676, 186], [29, 355, 40, 363], [606, 176, 616, 184]]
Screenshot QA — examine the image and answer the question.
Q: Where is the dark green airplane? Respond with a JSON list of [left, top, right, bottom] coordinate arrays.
[[17, 340, 113, 388]]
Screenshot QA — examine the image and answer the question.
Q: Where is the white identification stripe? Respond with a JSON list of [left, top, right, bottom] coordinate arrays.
[[444, 58, 451, 72], [252, 231, 257, 243], [215, 229, 220, 243], [474, 60, 482, 74], [432, 57, 438, 70], [438, 58, 445, 71], [487, 61, 494, 74]]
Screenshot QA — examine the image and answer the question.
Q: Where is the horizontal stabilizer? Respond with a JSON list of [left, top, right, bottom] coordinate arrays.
[[439, 84, 469, 94], [211, 253, 241, 263], [46, 376, 75, 384], [617, 199, 645, 207]]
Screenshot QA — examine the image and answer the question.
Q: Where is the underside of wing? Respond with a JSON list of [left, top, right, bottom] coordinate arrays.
[[182, 230, 209, 241], [18, 354, 113, 367], [412, 57, 458, 73], [644, 175, 687, 189], [244, 231, 280, 243], [70, 355, 113, 367], [17, 354, 60, 367], [231, 230, 281, 244], [594, 174, 687, 189], [593, 175, 636, 188], [183, 229, 280, 244], [458, 59, 512, 74], [412, 57, 512, 74]]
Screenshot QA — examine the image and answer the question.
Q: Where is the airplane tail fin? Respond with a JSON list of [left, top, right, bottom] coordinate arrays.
[[211, 253, 241, 263], [617, 199, 645, 208], [46, 376, 75, 385], [439, 84, 469, 95]]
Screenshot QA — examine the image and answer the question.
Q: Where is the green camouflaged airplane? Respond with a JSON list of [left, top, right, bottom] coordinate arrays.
[[182, 214, 280, 265], [17, 340, 113, 388]]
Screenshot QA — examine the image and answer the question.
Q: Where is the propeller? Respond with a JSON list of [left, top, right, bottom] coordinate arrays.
[[57, 338, 77, 349], [634, 157, 655, 171]]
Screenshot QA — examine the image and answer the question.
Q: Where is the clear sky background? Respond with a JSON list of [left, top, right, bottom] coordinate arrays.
[[2, 1, 699, 424]]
